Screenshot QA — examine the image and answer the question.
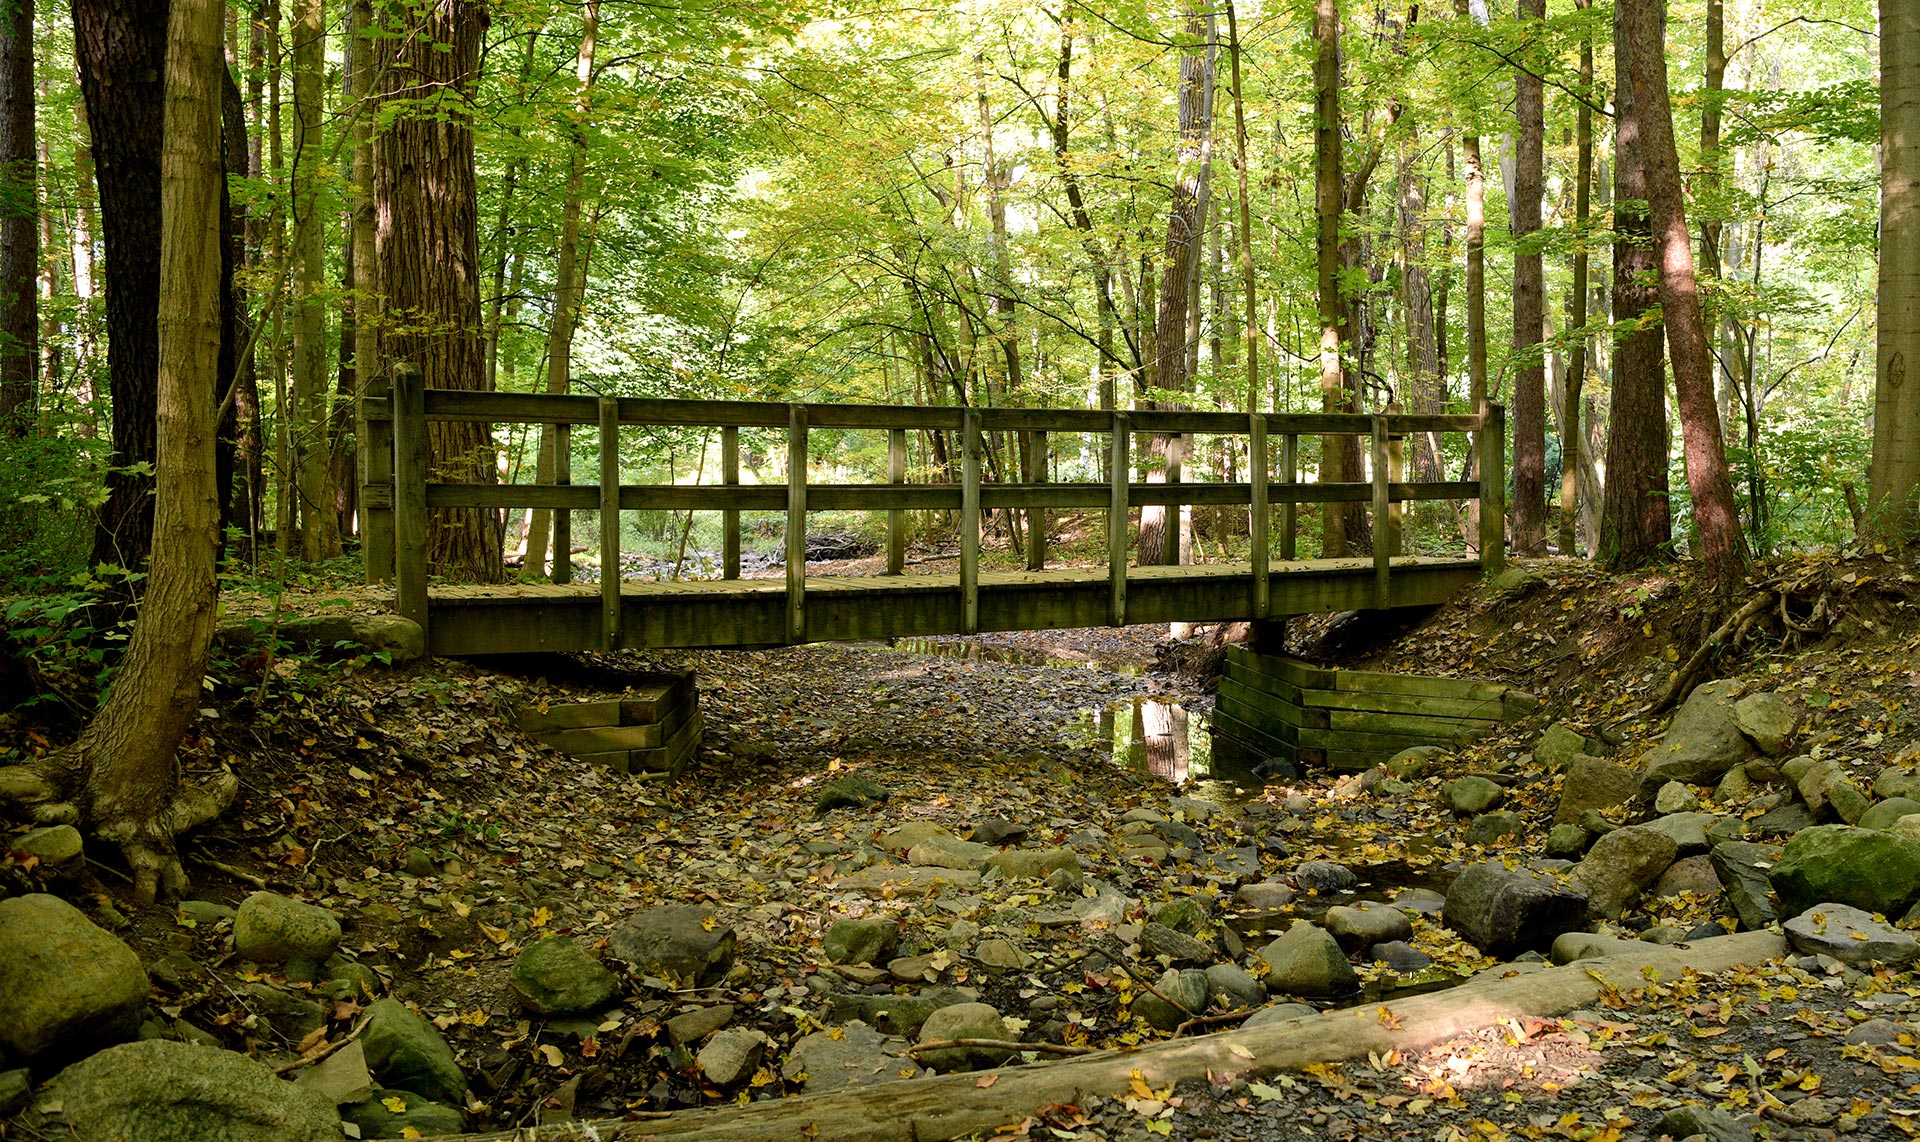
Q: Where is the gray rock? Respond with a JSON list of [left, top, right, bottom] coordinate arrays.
[[0, 894, 150, 1061], [1860, 797, 1920, 832], [1896, 815, 1920, 847], [31, 1040, 339, 1141], [293, 1038, 373, 1104], [275, 613, 427, 662], [233, 892, 341, 964], [243, 983, 326, 1041], [1641, 811, 1723, 855], [907, 835, 996, 869], [360, 998, 466, 1105], [1716, 765, 1752, 801], [1733, 691, 1797, 756], [1390, 888, 1447, 917], [880, 822, 956, 854], [1659, 1102, 1750, 1142], [1875, 764, 1920, 802], [1573, 825, 1679, 920], [1844, 1018, 1902, 1046], [835, 865, 982, 897], [1204, 963, 1267, 1010], [828, 988, 973, 1037], [1710, 841, 1783, 931], [699, 1028, 770, 1086], [1446, 776, 1505, 816], [888, 953, 940, 982], [1651, 854, 1722, 900], [509, 936, 619, 1015], [969, 817, 1028, 846], [665, 1003, 735, 1045], [1195, 846, 1262, 882], [823, 917, 898, 966], [1442, 862, 1590, 957], [1797, 759, 1849, 819], [1235, 881, 1295, 910], [1577, 808, 1622, 836], [1256, 922, 1357, 998], [943, 919, 980, 950], [342, 1088, 466, 1138], [14, 824, 83, 866], [609, 903, 736, 987], [1640, 679, 1757, 786], [1782, 754, 1817, 783], [1291, 860, 1358, 893], [973, 938, 1031, 970], [1386, 745, 1445, 778], [1465, 811, 1523, 847], [1544, 823, 1591, 858], [1242, 1001, 1319, 1029], [1323, 901, 1413, 953], [1783, 903, 1920, 967], [0, 1069, 29, 1117], [1132, 969, 1210, 1031], [982, 848, 1080, 882], [1750, 801, 1817, 838], [1370, 941, 1433, 973], [1654, 782, 1701, 814], [913, 1003, 1011, 1071], [177, 900, 235, 926], [1554, 755, 1642, 827], [1549, 932, 1641, 963], [1769, 825, 1920, 917], [1138, 922, 1214, 966], [1151, 897, 1211, 935], [324, 960, 382, 1003], [1536, 724, 1599, 773], [1831, 780, 1873, 825], [816, 775, 889, 811]]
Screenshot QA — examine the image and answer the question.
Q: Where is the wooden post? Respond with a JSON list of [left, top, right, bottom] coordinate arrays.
[[1371, 415, 1390, 607], [787, 404, 808, 643], [1108, 412, 1129, 627], [392, 363, 428, 636], [960, 409, 981, 634], [361, 365, 395, 584], [1025, 429, 1048, 571], [1280, 433, 1298, 560], [887, 427, 906, 575], [599, 397, 622, 651], [1386, 408, 1405, 557], [723, 425, 741, 580], [1250, 414, 1269, 618], [553, 422, 572, 584], [1478, 402, 1507, 575]]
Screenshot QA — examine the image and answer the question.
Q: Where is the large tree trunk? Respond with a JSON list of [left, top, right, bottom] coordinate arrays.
[[1226, 0, 1259, 416], [1559, 0, 1594, 557], [1620, 0, 1747, 592], [1314, 0, 1348, 558], [1508, 0, 1547, 555], [0, 0, 35, 434], [1599, 0, 1672, 571], [41, 0, 237, 904], [290, 0, 339, 560], [1873, 0, 1920, 540], [374, 0, 502, 581]]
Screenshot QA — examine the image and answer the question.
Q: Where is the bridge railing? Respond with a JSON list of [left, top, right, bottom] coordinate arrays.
[[365, 366, 1505, 648]]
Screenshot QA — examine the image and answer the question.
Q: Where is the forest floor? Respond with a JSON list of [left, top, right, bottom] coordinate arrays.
[[4, 546, 1920, 1141]]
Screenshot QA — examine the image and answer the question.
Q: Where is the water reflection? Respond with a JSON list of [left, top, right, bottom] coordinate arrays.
[[1073, 697, 1265, 802]]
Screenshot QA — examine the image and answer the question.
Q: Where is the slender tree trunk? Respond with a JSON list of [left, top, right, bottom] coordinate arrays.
[[1315, 0, 1348, 557], [1226, 0, 1258, 415], [1509, 0, 1547, 554], [36, 71, 62, 409], [1559, 0, 1594, 556], [1872, 0, 1920, 540], [1620, 0, 1747, 591], [290, 0, 337, 559], [0, 0, 36, 433], [349, 0, 380, 571], [483, 28, 539, 394], [374, 0, 501, 581], [1397, 121, 1441, 480], [231, 4, 268, 545], [70, 97, 98, 407], [1599, 0, 1672, 570]]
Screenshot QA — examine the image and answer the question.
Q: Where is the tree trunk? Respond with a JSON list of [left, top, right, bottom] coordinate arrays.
[[51, 0, 236, 903], [0, 0, 36, 434], [374, 0, 501, 582], [1315, 0, 1347, 558], [1226, 0, 1258, 416], [1873, 0, 1920, 540], [349, 0, 380, 572], [1620, 0, 1748, 591], [1599, 0, 1672, 571], [1508, 0, 1547, 555], [289, 0, 337, 559], [1559, 0, 1594, 556]]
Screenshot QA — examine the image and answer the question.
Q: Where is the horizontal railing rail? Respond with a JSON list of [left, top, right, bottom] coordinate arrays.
[[366, 364, 1506, 651]]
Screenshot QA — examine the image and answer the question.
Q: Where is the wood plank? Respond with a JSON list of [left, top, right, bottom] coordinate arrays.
[[1279, 434, 1297, 561], [1372, 416, 1390, 608], [1211, 709, 1297, 760], [1298, 726, 1480, 753], [1108, 414, 1128, 627], [392, 364, 429, 634], [887, 428, 906, 575], [599, 398, 623, 651], [961, 410, 980, 634], [514, 699, 623, 733], [630, 710, 704, 775], [1250, 414, 1268, 618], [553, 422, 572, 584], [1026, 429, 1047, 571], [537, 697, 697, 753], [1325, 708, 1501, 735], [1299, 687, 1515, 720], [723, 426, 741, 579], [1330, 668, 1512, 701], [1479, 402, 1505, 573], [787, 405, 807, 643], [362, 370, 395, 584]]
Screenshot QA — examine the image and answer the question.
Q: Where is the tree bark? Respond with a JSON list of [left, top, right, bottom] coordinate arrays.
[[1508, 0, 1547, 555], [349, 0, 381, 572], [1620, 0, 1748, 591], [0, 0, 36, 434], [1873, 0, 1920, 540], [290, 0, 338, 559], [374, 0, 502, 581], [1315, 0, 1348, 558], [1599, 0, 1672, 571], [1226, 0, 1258, 416], [1560, 0, 1594, 556]]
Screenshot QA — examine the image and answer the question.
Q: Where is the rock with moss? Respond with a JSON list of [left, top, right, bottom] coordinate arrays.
[[29, 1040, 339, 1142], [509, 936, 619, 1015], [0, 894, 150, 1062]]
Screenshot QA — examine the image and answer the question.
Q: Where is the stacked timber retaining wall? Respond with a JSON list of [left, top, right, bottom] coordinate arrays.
[[1213, 648, 1536, 771], [514, 672, 702, 779]]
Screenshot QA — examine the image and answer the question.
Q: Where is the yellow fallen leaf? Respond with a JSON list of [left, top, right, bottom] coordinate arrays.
[[1229, 1044, 1255, 1060], [539, 1043, 565, 1067], [531, 907, 552, 929], [975, 1073, 998, 1088], [382, 1095, 408, 1113]]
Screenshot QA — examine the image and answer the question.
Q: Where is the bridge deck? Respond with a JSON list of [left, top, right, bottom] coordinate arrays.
[[423, 556, 1481, 656]]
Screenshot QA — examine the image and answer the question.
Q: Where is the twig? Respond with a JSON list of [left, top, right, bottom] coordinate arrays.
[[194, 856, 270, 888], [87, 856, 136, 885], [907, 1038, 1095, 1057], [1173, 1009, 1256, 1036], [1640, 590, 1776, 714], [1106, 957, 1200, 1018], [272, 1014, 373, 1075]]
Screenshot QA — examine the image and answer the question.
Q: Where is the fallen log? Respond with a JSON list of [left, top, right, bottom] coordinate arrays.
[[445, 930, 1785, 1142]]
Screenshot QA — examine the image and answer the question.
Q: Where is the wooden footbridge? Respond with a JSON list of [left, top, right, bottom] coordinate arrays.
[[362, 370, 1506, 658]]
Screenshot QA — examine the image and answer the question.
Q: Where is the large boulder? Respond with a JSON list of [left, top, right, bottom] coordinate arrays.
[[1572, 826, 1679, 920], [509, 936, 619, 1015], [0, 894, 150, 1061], [1732, 692, 1797, 756], [1255, 922, 1357, 998], [699, 1028, 770, 1086], [829, 988, 973, 1038], [1445, 776, 1505, 816], [1860, 797, 1920, 832], [1782, 904, 1920, 967], [30, 1040, 339, 1141], [341, 1088, 466, 1138], [914, 1003, 1013, 1071], [1640, 680, 1757, 786], [782, 1021, 916, 1092], [1443, 862, 1589, 958], [1768, 825, 1920, 917], [823, 917, 898, 966], [982, 848, 1081, 882], [1554, 756, 1642, 827], [1709, 841, 1782, 931], [1132, 969, 1211, 1032], [1323, 901, 1413, 953], [1536, 724, 1600, 773], [233, 892, 342, 964], [360, 998, 467, 1105], [609, 903, 736, 987], [1796, 759, 1851, 819], [1137, 922, 1214, 966]]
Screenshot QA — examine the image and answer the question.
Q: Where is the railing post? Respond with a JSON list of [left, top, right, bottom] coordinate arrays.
[[1479, 403, 1507, 575], [1386, 406, 1405, 557], [599, 398, 622, 651], [1280, 434, 1298, 561], [886, 427, 906, 575], [787, 404, 808, 643], [723, 425, 741, 580], [1108, 412, 1129, 627], [1371, 414, 1391, 607], [1250, 413, 1269, 618], [362, 365, 395, 584], [391, 364, 428, 638], [1025, 429, 1048, 571], [960, 409, 981, 633], [552, 422, 571, 584]]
